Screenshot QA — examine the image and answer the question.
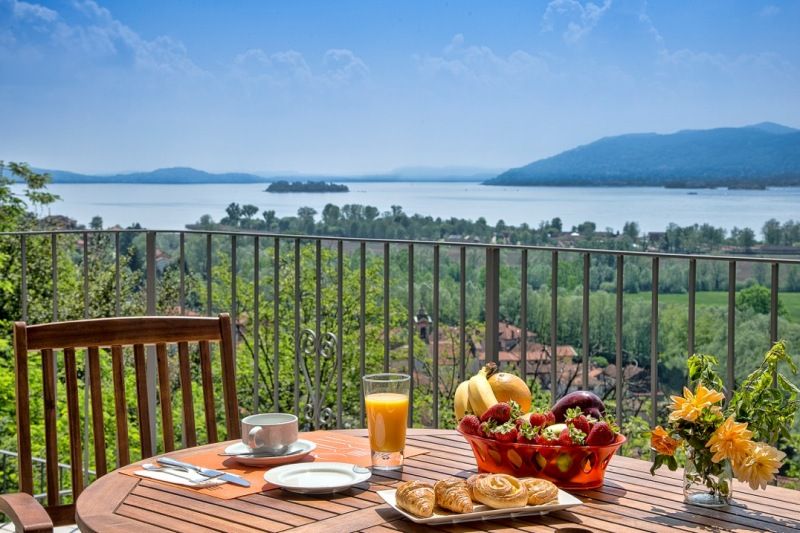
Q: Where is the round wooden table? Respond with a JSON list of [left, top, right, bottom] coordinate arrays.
[[75, 429, 800, 532]]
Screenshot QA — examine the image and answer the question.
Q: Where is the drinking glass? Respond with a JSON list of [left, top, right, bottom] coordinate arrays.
[[363, 373, 410, 470]]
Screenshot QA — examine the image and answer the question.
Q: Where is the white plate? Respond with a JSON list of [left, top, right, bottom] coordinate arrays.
[[378, 487, 583, 525], [224, 440, 316, 467], [264, 462, 372, 494]]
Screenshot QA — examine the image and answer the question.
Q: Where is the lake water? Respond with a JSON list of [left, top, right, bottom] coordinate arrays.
[[13, 182, 800, 233]]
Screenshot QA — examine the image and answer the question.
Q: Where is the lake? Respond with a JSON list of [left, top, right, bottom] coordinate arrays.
[[13, 182, 800, 233]]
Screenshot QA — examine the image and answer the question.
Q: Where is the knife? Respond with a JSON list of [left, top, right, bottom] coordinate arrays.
[[157, 457, 251, 487]]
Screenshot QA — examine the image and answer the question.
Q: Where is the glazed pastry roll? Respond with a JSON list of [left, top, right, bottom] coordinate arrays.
[[434, 478, 473, 513], [471, 474, 528, 509], [521, 478, 559, 505], [465, 473, 488, 501], [396, 480, 435, 518]]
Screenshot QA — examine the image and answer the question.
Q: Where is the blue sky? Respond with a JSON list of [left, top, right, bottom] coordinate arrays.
[[1, 0, 798, 174]]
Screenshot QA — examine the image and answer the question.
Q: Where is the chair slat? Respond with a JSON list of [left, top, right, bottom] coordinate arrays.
[[156, 343, 175, 452], [88, 346, 107, 477], [111, 345, 130, 467], [199, 340, 218, 443], [25, 316, 224, 350], [13, 323, 33, 495], [177, 342, 197, 447], [218, 314, 240, 439], [64, 347, 84, 497], [134, 344, 153, 459], [41, 349, 59, 506]]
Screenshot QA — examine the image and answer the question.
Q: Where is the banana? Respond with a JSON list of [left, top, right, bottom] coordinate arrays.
[[454, 380, 471, 421], [468, 364, 498, 417]]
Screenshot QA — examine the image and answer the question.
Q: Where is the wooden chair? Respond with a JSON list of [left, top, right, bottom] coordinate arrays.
[[0, 314, 241, 532]]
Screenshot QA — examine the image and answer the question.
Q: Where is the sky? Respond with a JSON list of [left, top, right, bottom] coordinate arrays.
[[1, 0, 798, 175]]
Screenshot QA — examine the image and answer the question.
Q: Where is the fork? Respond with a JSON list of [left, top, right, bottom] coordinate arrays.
[[141, 463, 226, 484]]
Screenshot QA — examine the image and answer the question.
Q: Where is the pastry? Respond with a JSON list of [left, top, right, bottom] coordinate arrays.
[[521, 478, 558, 505], [396, 480, 435, 518], [465, 473, 488, 501], [471, 474, 528, 509], [434, 478, 473, 513]]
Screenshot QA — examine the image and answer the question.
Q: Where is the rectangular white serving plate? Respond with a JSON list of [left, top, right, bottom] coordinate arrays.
[[377, 488, 582, 525]]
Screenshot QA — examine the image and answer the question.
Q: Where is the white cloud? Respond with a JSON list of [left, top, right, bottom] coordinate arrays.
[[11, 0, 57, 22], [232, 47, 368, 87], [418, 33, 549, 83], [542, 0, 612, 44], [759, 5, 780, 17], [233, 48, 313, 84], [639, 4, 793, 76], [323, 49, 369, 85], [1, 0, 203, 75]]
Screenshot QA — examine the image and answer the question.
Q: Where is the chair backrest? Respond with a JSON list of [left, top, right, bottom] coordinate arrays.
[[12, 313, 240, 523]]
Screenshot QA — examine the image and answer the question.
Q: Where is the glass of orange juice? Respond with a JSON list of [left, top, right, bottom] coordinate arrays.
[[363, 373, 410, 470]]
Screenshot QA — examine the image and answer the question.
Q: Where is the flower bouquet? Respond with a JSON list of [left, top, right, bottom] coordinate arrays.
[[650, 341, 799, 507]]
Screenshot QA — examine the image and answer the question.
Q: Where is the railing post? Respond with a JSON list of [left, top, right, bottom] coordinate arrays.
[[688, 259, 696, 357], [20, 234, 27, 322], [145, 231, 158, 453], [484, 247, 500, 365], [770, 262, 779, 389], [550, 251, 559, 404], [726, 261, 736, 401]]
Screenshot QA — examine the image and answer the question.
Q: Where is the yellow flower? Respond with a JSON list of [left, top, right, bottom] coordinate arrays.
[[668, 384, 725, 423], [706, 416, 754, 464], [733, 443, 786, 490], [650, 426, 679, 456]]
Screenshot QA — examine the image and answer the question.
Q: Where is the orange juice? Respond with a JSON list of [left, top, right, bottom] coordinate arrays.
[[365, 392, 409, 452]]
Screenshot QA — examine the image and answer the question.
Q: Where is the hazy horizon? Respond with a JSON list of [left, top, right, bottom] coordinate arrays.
[[2, 1, 799, 174]]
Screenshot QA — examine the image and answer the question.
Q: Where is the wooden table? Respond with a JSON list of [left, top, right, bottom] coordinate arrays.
[[75, 429, 800, 532]]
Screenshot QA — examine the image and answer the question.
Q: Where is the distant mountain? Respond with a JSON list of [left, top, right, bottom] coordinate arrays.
[[33, 166, 269, 184], [388, 165, 504, 180], [25, 165, 490, 184], [486, 123, 800, 187]]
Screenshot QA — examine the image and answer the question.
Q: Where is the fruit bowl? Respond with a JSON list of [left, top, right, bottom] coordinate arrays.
[[458, 429, 626, 490]]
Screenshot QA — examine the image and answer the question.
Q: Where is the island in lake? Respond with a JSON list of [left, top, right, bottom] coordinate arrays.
[[266, 180, 349, 193]]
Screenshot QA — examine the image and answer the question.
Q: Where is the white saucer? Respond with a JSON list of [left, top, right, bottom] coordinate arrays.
[[223, 439, 316, 467], [264, 462, 372, 494]]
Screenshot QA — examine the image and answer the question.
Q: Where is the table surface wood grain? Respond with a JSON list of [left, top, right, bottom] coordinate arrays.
[[74, 429, 800, 532]]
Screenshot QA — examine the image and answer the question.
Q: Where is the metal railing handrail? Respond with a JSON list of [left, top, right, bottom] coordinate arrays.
[[3, 227, 796, 501], [3, 228, 800, 265]]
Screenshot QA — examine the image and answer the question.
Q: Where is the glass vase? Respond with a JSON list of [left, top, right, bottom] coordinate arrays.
[[683, 445, 732, 507]]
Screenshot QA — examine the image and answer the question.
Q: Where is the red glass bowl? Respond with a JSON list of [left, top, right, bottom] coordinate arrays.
[[458, 429, 626, 490]]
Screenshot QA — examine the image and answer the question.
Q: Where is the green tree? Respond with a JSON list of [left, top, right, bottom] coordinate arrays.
[[736, 284, 786, 315], [763, 218, 782, 245], [623, 221, 640, 239]]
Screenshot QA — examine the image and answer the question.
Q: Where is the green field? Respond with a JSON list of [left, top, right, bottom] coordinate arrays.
[[627, 291, 800, 323]]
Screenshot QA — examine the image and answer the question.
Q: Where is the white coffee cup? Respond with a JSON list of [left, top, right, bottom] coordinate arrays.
[[241, 413, 298, 455]]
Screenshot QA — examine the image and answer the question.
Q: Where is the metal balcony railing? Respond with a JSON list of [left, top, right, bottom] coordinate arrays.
[[2, 228, 799, 499]]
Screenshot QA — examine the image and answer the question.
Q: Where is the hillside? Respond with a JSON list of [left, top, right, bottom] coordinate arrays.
[[486, 122, 800, 187], [36, 167, 269, 184]]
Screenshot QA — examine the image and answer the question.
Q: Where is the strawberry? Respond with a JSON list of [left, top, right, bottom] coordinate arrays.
[[535, 433, 554, 445], [544, 411, 556, 427], [491, 422, 518, 443], [527, 412, 548, 428], [586, 421, 616, 446], [558, 428, 574, 446], [458, 414, 481, 436], [516, 421, 540, 444], [565, 409, 592, 434], [480, 402, 512, 424]]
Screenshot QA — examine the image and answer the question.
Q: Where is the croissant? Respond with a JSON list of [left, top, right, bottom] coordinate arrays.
[[396, 480, 435, 518], [434, 478, 473, 513], [521, 478, 558, 505], [472, 474, 528, 509]]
